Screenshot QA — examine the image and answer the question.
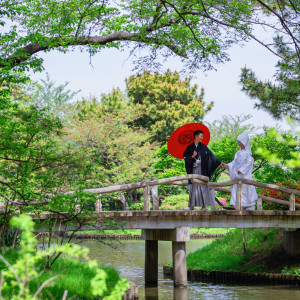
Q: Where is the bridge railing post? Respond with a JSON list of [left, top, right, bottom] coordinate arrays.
[[95, 199, 102, 213], [210, 188, 216, 211], [143, 185, 150, 211], [257, 197, 262, 210], [152, 185, 159, 210], [289, 193, 295, 211], [236, 181, 242, 211]]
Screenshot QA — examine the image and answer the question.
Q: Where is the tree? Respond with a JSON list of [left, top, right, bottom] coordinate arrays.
[[1, 1, 298, 83], [126, 70, 213, 144], [25, 73, 80, 118], [65, 100, 158, 187], [207, 114, 257, 141], [64, 98, 158, 208], [240, 36, 300, 121]]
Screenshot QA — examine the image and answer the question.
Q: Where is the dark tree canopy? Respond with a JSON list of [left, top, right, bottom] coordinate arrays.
[[1, 0, 299, 83]]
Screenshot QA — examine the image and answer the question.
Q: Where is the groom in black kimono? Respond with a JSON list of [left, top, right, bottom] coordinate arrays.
[[183, 130, 221, 210]]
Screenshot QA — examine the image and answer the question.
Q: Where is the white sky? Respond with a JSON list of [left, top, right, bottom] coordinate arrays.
[[28, 38, 296, 132]]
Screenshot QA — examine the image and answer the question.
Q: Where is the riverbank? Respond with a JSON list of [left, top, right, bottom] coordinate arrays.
[[63, 228, 230, 240], [163, 228, 300, 285]]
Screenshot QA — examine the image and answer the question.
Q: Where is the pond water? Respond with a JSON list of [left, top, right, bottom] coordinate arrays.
[[79, 239, 300, 300]]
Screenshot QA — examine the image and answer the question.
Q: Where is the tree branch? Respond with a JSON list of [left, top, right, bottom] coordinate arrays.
[[2, 31, 186, 69]]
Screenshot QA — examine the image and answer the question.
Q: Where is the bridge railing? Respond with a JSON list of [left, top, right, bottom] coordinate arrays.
[[66, 174, 299, 212], [2, 174, 299, 213]]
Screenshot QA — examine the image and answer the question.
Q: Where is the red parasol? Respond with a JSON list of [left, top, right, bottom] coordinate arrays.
[[167, 123, 210, 159]]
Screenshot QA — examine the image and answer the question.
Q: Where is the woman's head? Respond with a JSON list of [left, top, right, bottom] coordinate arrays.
[[238, 140, 245, 150], [237, 131, 251, 155]]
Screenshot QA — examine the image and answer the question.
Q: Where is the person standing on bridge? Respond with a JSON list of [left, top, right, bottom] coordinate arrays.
[[183, 130, 221, 210], [221, 131, 257, 210]]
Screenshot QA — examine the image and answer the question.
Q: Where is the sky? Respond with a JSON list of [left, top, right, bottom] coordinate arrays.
[[28, 37, 296, 132]]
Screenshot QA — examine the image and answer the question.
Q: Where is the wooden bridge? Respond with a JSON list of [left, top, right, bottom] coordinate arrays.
[[26, 174, 300, 288]]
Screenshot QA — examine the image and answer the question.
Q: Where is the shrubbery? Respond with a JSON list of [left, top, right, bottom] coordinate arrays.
[[160, 194, 189, 210], [260, 181, 299, 210], [129, 202, 153, 211]]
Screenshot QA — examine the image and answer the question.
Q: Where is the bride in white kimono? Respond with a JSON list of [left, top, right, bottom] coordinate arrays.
[[221, 131, 258, 210]]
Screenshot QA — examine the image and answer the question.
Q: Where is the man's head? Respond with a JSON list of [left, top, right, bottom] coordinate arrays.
[[194, 130, 203, 143]]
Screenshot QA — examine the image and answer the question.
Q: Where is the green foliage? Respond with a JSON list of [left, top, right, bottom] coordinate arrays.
[[129, 202, 144, 211], [24, 73, 80, 118], [127, 70, 213, 144], [129, 202, 152, 211], [64, 99, 158, 187], [281, 266, 300, 277], [184, 228, 282, 272], [207, 114, 257, 141], [253, 125, 300, 169], [2, 228, 20, 248], [0, 94, 67, 205], [260, 181, 300, 210], [153, 145, 188, 196], [1, 0, 265, 82], [160, 194, 189, 210], [0, 215, 129, 299]]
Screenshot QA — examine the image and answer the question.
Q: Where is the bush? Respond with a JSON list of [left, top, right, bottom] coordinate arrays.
[[129, 202, 152, 211], [160, 194, 189, 210], [260, 181, 300, 210]]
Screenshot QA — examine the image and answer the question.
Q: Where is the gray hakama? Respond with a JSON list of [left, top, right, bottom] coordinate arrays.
[[188, 161, 212, 208]]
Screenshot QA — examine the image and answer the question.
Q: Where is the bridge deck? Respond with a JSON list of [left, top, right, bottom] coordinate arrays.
[[34, 210, 300, 230], [95, 210, 300, 229]]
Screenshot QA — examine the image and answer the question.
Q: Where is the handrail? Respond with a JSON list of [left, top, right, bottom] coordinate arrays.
[[213, 187, 300, 209], [1, 174, 298, 212], [65, 174, 209, 196], [192, 179, 300, 196]]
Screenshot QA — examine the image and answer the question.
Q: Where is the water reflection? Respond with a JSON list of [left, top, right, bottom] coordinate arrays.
[[173, 288, 188, 300], [145, 286, 159, 300], [80, 239, 300, 300]]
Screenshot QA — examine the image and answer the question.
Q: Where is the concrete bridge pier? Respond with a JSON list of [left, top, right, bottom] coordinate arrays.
[[172, 241, 187, 288], [145, 240, 158, 286], [283, 229, 300, 256], [142, 227, 190, 288]]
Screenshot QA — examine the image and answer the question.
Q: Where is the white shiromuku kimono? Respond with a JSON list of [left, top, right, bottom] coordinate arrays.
[[228, 132, 258, 208]]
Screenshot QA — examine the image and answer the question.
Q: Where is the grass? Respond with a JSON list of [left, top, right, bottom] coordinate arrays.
[[0, 249, 121, 299], [168, 228, 300, 273]]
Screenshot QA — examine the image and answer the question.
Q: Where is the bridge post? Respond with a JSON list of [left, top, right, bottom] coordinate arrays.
[[142, 228, 190, 288], [210, 188, 216, 211], [236, 181, 242, 211], [145, 240, 158, 286], [172, 241, 187, 288], [143, 185, 150, 211], [289, 194, 295, 211], [283, 229, 300, 256], [151, 186, 159, 210], [95, 199, 102, 213], [257, 197, 262, 210]]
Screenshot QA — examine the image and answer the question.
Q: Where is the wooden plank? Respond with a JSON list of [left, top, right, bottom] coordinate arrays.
[[257, 197, 262, 211], [290, 194, 295, 211], [242, 179, 300, 196], [143, 185, 150, 211], [210, 188, 216, 211], [65, 174, 209, 196], [151, 186, 159, 210], [95, 199, 102, 213], [236, 181, 242, 211]]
